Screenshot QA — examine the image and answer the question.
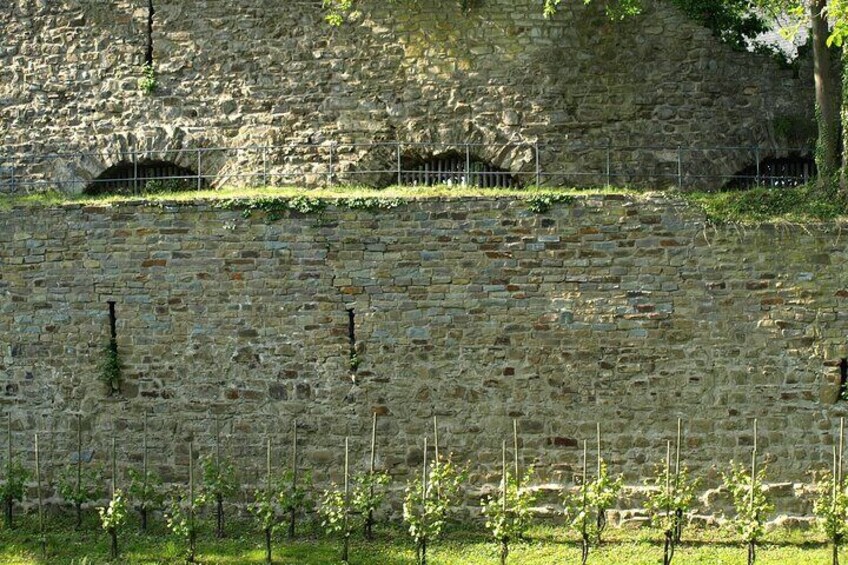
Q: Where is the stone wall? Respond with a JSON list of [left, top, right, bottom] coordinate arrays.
[[1, 195, 847, 521], [1, 0, 813, 192]]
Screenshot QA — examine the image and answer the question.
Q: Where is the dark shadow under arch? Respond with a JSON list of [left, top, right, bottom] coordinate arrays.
[[84, 160, 201, 196], [724, 154, 816, 190], [399, 151, 520, 188]]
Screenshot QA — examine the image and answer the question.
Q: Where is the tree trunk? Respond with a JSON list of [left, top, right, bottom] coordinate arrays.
[[811, 0, 839, 186], [834, 540, 840, 565], [265, 527, 272, 564], [141, 508, 148, 532], [4, 496, 12, 529], [188, 530, 197, 563], [674, 508, 683, 544], [421, 537, 427, 565], [288, 508, 296, 539], [500, 538, 509, 565], [216, 495, 224, 538], [365, 510, 374, 540], [664, 529, 675, 565], [342, 533, 350, 564], [581, 532, 589, 565], [596, 508, 607, 544], [110, 528, 119, 559], [75, 502, 82, 530], [748, 540, 756, 565]]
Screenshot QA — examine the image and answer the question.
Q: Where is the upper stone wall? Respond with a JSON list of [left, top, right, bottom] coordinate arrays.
[[1, 0, 813, 191]]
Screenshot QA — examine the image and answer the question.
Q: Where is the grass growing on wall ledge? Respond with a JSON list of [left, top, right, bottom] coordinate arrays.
[[685, 185, 848, 224], [2, 184, 848, 224]]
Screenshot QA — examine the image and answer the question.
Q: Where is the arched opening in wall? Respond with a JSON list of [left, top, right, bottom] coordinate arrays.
[[400, 152, 520, 188], [724, 154, 816, 190], [84, 160, 202, 196]]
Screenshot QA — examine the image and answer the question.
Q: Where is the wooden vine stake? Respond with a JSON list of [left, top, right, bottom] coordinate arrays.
[[4, 412, 13, 529], [35, 432, 45, 557], [214, 416, 225, 539], [513, 419, 520, 488], [420, 436, 429, 565], [500, 439, 509, 565], [595, 422, 606, 539], [748, 419, 757, 565], [189, 438, 196, 563], [663, 440, 673, 565], [580, 439, 589, 565], [75, 413, 83, 530], [141, 413, 149, 531], [342, 436, 350, 564], [288, 419, 298, 539], [264, 437, 273, 564], [674, 418, 683, 543], [433, 416, 441, 500], [109, 437, 119, 559], [433, 416, 439, 464], [365, 412, 378, 539]]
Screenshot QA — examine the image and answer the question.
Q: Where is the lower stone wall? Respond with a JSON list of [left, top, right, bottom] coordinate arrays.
[[1, 195, 846, 521]]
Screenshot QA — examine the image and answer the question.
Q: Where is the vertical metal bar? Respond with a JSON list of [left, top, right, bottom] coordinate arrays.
[[535, 141, 541, 187], [329, 142, 335, 187], [133, 148, 139, 195], [196, 148, 202, 191], [396, 142, 402, 186], [755, 146, 761, 187], [262, 145, 268, 187], [465, 144, 471, 187], [677, 146, 683, 190], [605, 142, 611, 188]]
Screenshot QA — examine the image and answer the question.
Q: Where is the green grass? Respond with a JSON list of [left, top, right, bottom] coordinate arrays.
[[0, 513, 841, 564], [4, 183, 848, 225], [0, 185, 634, 211], [684, 184, 848, 224]]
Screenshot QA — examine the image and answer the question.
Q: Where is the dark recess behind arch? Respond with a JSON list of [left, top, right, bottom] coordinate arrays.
[[399, 151, 520, 188], [84, 160, 200, 195], [724, 154, 816, 190]]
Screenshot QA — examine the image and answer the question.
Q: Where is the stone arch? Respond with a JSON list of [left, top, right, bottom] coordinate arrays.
[[335, 133, 535, 188], [50, 127, 226, 195]]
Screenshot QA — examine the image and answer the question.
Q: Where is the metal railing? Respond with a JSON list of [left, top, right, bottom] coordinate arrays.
[[0, 141, 815, 195]]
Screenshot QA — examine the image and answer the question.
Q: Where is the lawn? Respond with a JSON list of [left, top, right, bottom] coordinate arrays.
[[0, 514, 841, 565]]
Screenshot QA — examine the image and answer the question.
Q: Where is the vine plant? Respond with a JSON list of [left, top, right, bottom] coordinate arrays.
[[722, 420, 771, 565], [127, 467, 164, 531], [403, 441, 467, 565], [58, 464, 103, 530], [166, 488, 202, 563], [1, 461, 28, 530], [643, 441, 700, 565], [199, 453, 238, 539], [481, 452, 536, 565], [564, 441, 594, 565], [815, 466, 848, 565], [814, 420, 847, 565], [98, 489, 128, 559], [166, 442, 200, 563]]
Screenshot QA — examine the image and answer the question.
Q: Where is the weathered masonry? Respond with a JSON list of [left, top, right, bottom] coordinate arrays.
[[1, 196, 846, 518], [1, 0, 813, 191]]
